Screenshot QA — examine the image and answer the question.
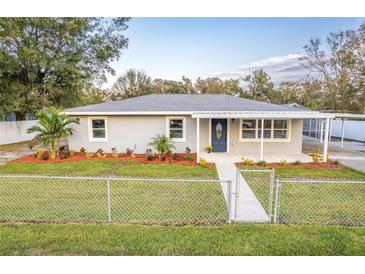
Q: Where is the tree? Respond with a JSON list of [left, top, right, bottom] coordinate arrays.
[[303, 22, 365, 113], [195, 77, 242, 95], [241, 69, 277, 102], [78, 86, 110, 106], [0, 17, 130, 118], [27, 108, 79, 154], [110, 69, 152, 99]]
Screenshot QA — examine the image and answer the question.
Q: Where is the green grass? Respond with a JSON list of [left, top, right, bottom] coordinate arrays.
[[0, 160, 217, 178], [275, 166, 365, 179], [239, 166, 365, 226], [0, 223, 364, 255], [0, 161, 224, 224]]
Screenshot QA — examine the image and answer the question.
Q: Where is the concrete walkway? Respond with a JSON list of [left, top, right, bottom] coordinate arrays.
[[216, 162, 270, 222]]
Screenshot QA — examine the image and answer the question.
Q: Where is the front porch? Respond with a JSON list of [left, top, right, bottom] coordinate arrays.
[[193, 112, 334, 164]]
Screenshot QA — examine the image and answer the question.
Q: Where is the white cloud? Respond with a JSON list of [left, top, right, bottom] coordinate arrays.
[[216, 54, 321, 85]]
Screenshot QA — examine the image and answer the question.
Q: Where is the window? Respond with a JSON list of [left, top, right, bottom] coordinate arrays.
[[89, 117, 108, 142], [242, 120, 256, 139], [166, 117, 186, 141], [273, 120, 288, 139], [240, 119, 290, 141], [258, 119, 272, 139]]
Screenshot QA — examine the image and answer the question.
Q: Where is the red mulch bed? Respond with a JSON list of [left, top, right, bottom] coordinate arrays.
[[10, 152, 214, 167], [236, 161, 345, 169]]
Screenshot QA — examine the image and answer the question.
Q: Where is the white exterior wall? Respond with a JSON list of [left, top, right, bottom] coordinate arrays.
[[0, 120, 37, 145], [68, 115, 304, 154]]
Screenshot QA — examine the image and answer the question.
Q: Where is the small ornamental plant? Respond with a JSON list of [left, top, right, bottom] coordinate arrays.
[[145, 149, 154, 161], [80, 147, 86, 154], [256, 160, 267, 167], [199, 158, 207, 166], [243, 158, 254, 165], [85, 152, 94, 158], [294, 160, 302, 165], [69, 150, 76, 157], [280, 160, 287, 166], [185, 147, 191, 154], [205, 145, 213, 153], [49, 150, 56, 160], [96, 149, 107, 158], [111, 147, 119, 158], [36, 148, 44, 160], [183, 155, 193, 161], [126, 148, 133, 156], [173, 153, 180, 161]]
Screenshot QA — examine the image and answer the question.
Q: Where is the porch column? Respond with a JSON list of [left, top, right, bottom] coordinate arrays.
[[308, 118, 312, 137], [196, 117, 200, 163], [260, 118, 264, 161], [341, 118, 345, 148], [323, 118, 329, 162], [320, 119, 324, 143], [328, 118, 332, 143]]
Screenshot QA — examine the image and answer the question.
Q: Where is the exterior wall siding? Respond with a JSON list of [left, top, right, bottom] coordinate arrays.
[[68, 116, 303, 154]]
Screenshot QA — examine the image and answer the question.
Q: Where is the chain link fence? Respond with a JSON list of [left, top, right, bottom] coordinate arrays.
[[275, 179, 365, 226], [0, 175, 231, 225]]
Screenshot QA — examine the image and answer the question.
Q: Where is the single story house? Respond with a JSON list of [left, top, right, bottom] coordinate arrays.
[[64, 94, 334, 163]]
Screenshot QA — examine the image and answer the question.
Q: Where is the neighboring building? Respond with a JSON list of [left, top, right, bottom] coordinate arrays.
[[64, 94, 334, 163]]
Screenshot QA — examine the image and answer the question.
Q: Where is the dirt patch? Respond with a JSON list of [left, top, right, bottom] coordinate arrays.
[[10, 152, 214, 167], [236, 161, 345, 169]]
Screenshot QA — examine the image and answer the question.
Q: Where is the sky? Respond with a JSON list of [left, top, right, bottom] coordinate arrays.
[[106, 17, 364, 87]]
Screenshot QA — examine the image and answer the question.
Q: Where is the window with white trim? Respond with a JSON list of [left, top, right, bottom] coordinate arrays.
[[89, 117, 107, 141], [240, 119, 289, 141], [166, 117, 185, 141]]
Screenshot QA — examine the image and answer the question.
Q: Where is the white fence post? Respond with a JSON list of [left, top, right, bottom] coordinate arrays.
[[273, 178, 281, 224], [234, 170, 240, 221], [227, 180, 232, 222], [107, 176, 111, 222]]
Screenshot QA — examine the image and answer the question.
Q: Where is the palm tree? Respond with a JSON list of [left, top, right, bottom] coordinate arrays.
[[27, 107, 79, 154], [149, 134, 175, 156]]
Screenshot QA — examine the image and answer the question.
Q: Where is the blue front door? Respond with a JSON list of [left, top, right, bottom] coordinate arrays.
[[211, 119, 227, 152]]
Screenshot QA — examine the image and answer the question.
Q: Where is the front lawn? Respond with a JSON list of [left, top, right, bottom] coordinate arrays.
[[238, 165, 365, 226], [0, 159, 217, 178], [0, 223, 364, 255], [0, 160, 225, 224]]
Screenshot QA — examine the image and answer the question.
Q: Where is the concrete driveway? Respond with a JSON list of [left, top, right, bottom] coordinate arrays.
[[0, 142, 33, 165], [303, 140, 365, 173]]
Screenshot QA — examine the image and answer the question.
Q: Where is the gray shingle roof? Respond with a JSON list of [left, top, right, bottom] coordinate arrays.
[[65, 94, 313, 113]]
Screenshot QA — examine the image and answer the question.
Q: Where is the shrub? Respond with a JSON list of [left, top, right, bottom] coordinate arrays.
[[42, 151, 50, 160], [69, 150, 76, 157], [243, 158, 254, 165], [294, 160, 302, 165], [334, 159, 340, 165], [205, 145, 213, 153], [126, 148, 133, 156], [280, 160, 287, 166], [85, 152, 94, 158], [111, 147, 119, 158], [145, 149, 154, 161], [185, 147, 191, 154], [256, 160, 267, 167], [311, 147, 323, 162], [149, 134, 175, 156], [173, 153, 180, 161], [199, 158, 207, 166], [49, 150, 56, 160], [35, 148, 44, 160], [183, 155, 193, 161], [80, 147, 86, 153]]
